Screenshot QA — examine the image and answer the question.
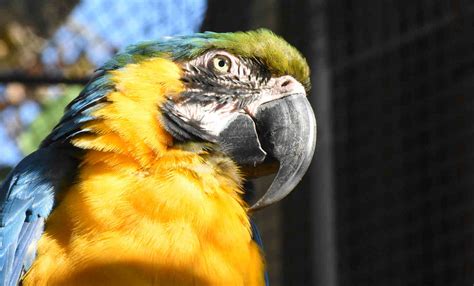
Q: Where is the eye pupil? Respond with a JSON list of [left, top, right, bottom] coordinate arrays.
[[210, 55, 231, 73]]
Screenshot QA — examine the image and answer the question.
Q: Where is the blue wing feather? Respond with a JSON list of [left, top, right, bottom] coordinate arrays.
[[245, 181, 270, 286], [9, 218, 44, 286], [0, 146, 79, 285], [251, 219, 270, 286], [0, 69, 111, 286], [40, 71, 113, 148]]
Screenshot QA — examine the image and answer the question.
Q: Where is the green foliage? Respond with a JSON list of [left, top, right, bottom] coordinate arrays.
[[18, 85, 82, 155], [0, 165, 12, 182]]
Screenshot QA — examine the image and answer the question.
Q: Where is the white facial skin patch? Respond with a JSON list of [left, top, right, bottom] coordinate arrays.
[[167, 50, 306, 140]]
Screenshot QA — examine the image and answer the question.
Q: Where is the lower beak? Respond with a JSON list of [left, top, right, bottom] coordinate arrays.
[[250, 93, 317, 211]]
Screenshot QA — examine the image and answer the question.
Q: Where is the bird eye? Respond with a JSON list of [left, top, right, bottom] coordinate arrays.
[[210, 55, 231, 73]]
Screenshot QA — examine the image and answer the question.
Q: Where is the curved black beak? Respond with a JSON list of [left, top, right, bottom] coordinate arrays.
[[250, 93, 317, 211]]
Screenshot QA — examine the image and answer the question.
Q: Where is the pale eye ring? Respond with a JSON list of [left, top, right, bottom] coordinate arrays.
[[210, 55, 231, 73]]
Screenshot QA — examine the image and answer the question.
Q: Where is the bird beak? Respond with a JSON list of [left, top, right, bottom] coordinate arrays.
[[249, 93, 317, 211], [213, 76, 316, 211]]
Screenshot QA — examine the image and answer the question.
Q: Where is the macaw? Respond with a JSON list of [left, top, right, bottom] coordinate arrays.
[[0, 29, 316, 285]]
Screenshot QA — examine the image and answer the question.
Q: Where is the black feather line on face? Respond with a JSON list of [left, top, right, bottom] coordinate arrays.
[[161, 55, 272, 143], [180, 57, 271, 106], [161, 101, 216, 142]]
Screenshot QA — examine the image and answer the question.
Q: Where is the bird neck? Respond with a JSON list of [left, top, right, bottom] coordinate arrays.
[[71, 57, 187, 167]]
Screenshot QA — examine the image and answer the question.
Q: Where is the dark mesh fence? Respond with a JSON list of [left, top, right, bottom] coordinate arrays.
[[328, 1, 474, 285], [204, 1, 474, 285]]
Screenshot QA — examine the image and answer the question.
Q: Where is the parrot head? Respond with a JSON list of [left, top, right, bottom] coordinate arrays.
[[44, 29, 316, 211]]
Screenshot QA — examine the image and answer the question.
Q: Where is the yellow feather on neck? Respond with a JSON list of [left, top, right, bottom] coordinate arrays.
[[73, 57, 182, 165], [23, 58, 265, 285]]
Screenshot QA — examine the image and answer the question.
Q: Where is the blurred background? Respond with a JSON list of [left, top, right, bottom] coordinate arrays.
[[0, 0, 473, 285]]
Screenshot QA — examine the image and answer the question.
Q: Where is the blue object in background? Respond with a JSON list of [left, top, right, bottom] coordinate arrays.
[[0, 126, 23, 166], [1, 0, 207, 167], [43, 0, 207, 66]]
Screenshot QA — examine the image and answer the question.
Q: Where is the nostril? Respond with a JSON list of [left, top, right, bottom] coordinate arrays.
[[281, 80, 292, 88]]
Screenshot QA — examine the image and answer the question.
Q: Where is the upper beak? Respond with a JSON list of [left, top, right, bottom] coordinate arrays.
[[249, 93, 317, 211]]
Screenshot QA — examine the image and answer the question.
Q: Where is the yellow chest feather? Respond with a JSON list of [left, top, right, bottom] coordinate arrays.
[[22, 150, 264, 286]]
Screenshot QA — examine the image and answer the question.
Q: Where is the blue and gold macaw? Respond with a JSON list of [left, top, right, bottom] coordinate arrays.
[[0, 29, 316, 285]]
